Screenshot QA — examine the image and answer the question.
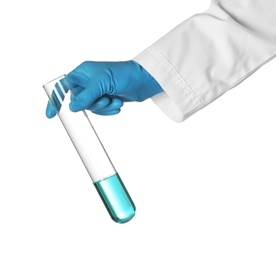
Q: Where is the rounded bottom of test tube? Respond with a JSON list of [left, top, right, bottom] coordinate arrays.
[[94, 173, 136, 224]]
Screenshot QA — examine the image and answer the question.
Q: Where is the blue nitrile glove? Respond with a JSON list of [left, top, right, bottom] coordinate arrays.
[[46, 60, 163, 118]]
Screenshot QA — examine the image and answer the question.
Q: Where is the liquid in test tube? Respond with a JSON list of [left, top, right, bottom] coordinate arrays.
[[43, 75, 136, 223]]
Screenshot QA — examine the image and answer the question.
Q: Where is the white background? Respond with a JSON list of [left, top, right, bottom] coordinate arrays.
[[1, 0, 276, 259]]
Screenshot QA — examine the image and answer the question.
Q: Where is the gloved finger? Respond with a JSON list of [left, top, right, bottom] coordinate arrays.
[[86, 96, 111, 111], [93, 109, 121, 116], [66, 69, 90, 90], [92, 98, 123, 113], [69, 86, 84, 102], [45, 86, 83, 118], [45, 80, 69, 118], [69, 77, 110, 112], [46, 101, 57, 118]]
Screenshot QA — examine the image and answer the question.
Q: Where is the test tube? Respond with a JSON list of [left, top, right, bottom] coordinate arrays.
[[43, 75, 135, 223]]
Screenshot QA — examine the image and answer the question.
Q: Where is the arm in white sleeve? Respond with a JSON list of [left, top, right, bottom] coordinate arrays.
[[134, 0, 276, 122]]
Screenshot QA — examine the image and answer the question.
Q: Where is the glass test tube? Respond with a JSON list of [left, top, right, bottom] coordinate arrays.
[[43, 75, 135, 223]]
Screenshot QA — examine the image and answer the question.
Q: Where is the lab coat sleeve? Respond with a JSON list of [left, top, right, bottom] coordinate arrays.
[[133, 0, 276, 122]]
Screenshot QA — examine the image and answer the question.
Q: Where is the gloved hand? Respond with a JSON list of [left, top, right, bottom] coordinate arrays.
[[46, 60, 163, 118]]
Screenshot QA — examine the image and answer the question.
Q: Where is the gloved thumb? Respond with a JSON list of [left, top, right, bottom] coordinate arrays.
[[69, 77, 109, 112]]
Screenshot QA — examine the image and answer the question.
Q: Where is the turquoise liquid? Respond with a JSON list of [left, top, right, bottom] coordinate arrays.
[[94, 173, 136, 224]]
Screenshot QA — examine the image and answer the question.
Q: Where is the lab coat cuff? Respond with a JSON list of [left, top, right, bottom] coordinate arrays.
[[134, 47, 203, 122]]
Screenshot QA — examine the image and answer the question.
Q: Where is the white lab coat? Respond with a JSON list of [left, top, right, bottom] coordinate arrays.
[[134, 0, 276, 122]]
